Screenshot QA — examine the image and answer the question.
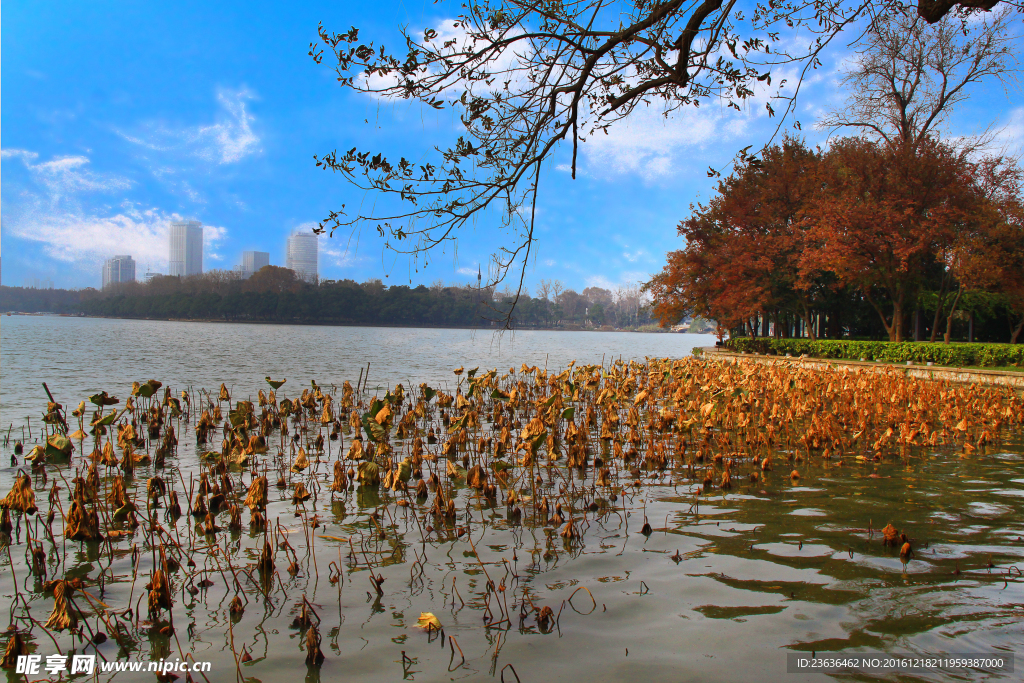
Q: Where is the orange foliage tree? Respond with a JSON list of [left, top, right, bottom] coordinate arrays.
[[648, 139, 826, 336], [801, 138, 992, 342], [650, 137, 1023, 342]]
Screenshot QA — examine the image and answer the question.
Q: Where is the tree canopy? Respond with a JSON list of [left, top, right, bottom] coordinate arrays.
[[646, 137, 1024, 343]]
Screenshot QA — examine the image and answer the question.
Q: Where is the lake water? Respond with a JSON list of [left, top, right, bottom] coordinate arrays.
[[0, 316, 715, 428], [0, 316, 1021, 683]]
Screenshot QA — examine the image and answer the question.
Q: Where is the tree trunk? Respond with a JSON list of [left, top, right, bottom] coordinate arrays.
[[864, 290, 896, 341], [800, 303, 817, 342], [929, 275, 951, 343], [1011, 314, 1023, 345], [943, 286, 964, 344]]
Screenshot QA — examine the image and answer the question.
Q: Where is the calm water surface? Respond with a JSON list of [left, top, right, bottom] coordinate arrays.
[[0, 316, 714, 426], [0, 316, 1021, 683]]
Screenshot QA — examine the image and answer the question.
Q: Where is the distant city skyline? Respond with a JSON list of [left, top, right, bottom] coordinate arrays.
[[286, 231, 318, 283]]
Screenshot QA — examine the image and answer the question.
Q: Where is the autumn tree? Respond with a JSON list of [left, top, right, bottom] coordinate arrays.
[[647, 138, 824, 335], [801, 137, 991, 341], [969, 158, 1024, 342], [244, 265, 302, 294]]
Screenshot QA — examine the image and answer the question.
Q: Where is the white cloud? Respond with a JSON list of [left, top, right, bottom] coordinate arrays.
[[2, 149, 132, 200], [118, 87, 261, 165], [9, 203, 225, 269], [584, 271, 650, 291], [570, 104, 736, 182], [3, 150, 227, 275]]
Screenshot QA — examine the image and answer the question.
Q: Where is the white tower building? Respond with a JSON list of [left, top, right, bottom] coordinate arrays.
[[102, 255, 136, 289], [168, 221, 203, 277], [286, 231, 318, 283]]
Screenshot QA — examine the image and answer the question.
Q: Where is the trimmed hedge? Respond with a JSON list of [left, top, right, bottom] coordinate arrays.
[[726, 338, 1024, 368]]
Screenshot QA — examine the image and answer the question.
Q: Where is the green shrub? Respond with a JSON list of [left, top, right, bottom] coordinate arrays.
[[725, 338, 1024, 368]]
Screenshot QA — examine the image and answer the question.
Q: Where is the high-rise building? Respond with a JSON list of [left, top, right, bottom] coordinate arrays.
[[102, 255, 136, 289], [237, 250, 270, 279], [286, 231, 318, 283], [168, 220, 203, 277]]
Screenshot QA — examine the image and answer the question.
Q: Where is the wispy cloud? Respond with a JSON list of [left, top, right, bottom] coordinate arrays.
[[994, 107, 1024, 154], [584, 271, 650, 291], [3, 150, 227, 275], [118, 87, 261, 165], [2, 149, 132, 200]]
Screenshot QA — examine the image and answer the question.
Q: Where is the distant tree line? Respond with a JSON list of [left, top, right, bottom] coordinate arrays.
[[2, 266, 658, 330]]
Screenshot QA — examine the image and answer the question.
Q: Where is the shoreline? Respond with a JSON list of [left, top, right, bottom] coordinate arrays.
[[701, 347, 1024, 389], [3, 312, 700, 334]]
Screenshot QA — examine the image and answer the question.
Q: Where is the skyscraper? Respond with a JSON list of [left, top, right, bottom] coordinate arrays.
[[102, 255, 136, 289], [237, 250, 270, 279], [286, 231, 318, 283], [168, 220, 203, 277]]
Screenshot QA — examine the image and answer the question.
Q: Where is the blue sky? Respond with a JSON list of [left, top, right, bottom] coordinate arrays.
[[2, 1, 1021, 292]]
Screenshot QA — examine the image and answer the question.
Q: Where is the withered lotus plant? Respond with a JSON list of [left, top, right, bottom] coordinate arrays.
[[250, 510, 267, 530], [0, 507, 11, 538], [330, 461, 348, 492], [257, 540, 275, 576], [244, 476, 268, 511], [167, 490, 182, 517], [147, 569, 172, 615], [291, 448, 309, 472], [292, 482, 312, 504], [107, 475, 126, 508], [305, 623, 325, 667], [0, 628, 29, 670], [65, 496, 101, 542], [43, 579, 77, 632], [0, 472, 37, 515]]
